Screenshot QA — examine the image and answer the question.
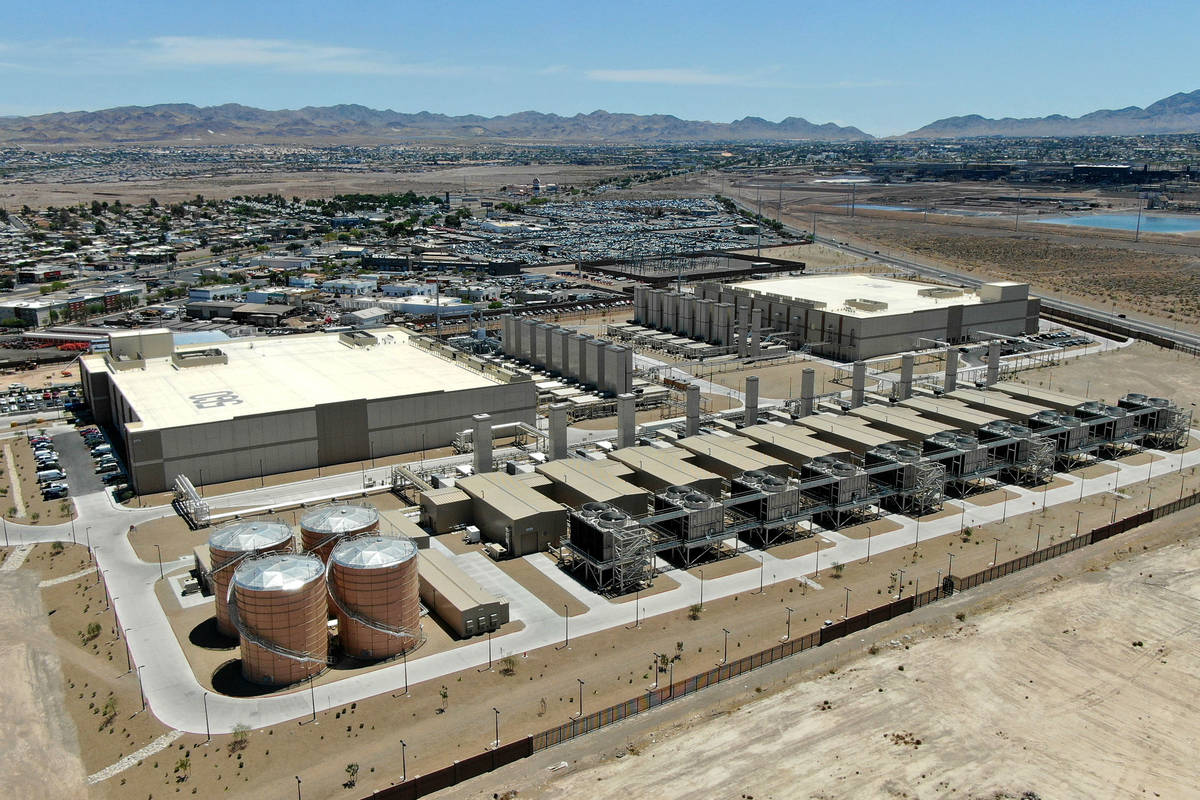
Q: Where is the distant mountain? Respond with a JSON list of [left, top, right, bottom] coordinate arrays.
[[902, 89, 1200, 138], [0, 103, 873, 145]]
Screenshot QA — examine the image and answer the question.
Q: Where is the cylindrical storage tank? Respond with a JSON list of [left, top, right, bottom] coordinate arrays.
[[231, 553, 328, 687], [300, 503, 379, 563], [328, 535, 421, 661], [208, 519, 294, 638]]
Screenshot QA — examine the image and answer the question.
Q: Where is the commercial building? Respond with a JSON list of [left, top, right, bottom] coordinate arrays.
[[0, 284, 145, 327], [80, 327, 536, 494], [637, 275, 1039, 360]]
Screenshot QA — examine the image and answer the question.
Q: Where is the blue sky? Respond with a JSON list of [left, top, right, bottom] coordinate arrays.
[[2, 0, 1198, 136]]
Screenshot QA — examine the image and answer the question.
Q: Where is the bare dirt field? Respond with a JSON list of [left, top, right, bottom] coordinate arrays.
[[1009, 340, 1200, 402], [0, 164, 621, 208], [453, 506, 1200, 800]]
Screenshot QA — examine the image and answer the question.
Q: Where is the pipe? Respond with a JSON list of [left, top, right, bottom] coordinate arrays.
[[548, 403, 569, 460], [617, 393, 636, 449], [899, 352, 914, 400], [686, 384, 701, 437], [799, 368, 815, 417], [850, 361, 867, 408], [744, 376, 759, 426], [472, 413, 492, 474], [944, 348, 959, 393]]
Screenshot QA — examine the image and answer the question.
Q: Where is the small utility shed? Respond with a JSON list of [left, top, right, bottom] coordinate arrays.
[[534, 459, 650, 517], [457, 471, 566, 557], [417, 550, 509, 638], [419, 487, 473, 534]]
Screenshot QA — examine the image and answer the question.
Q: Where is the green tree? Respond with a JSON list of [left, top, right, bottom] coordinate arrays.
[[344, 763, 360, 787]]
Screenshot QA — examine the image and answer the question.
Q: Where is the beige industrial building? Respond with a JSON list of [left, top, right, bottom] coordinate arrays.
[[457, 471, 567, 557], [674, 433, 789, 478], [417, 550, 509, 638], [637, 275, 1039, 360], [608, 445, 724, 497], [534, 459, 650, 517], [79, 327, 536, 494]]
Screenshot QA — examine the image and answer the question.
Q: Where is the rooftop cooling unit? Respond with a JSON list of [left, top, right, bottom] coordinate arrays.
[[730, 469, 803, 521], [654, 485, 725, 541]]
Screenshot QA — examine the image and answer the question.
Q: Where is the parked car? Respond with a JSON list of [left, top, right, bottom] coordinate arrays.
[[90, 445, 112, 456], [102, 472, 126, 486], [42, 484, 69, 499], [95, 462, 119, 474], [36, 469, 66, 483]]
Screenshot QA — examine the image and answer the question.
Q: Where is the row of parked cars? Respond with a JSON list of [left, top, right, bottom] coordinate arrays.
[[31, 435, 69, 499], [80, 426, 126, 488]]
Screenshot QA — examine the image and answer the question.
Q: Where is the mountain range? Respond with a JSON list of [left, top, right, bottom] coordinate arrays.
[[0, 104, 871, 145], [902, 90, 1200, 138], [1, 90, 1198, 145]]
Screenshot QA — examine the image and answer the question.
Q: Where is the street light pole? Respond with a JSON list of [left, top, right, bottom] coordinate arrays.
[[295, 776, 301, 800], [1036, 523, 1044, 550], [947, 552, 955, 578], [492, 707, 500, 749], [308, 674, 316, 722], [721, 628, 730, 665], [154, 544, 163, 579], [844, 586, 852, 619], [651, 652, 659, 689], [698, 568, 705, 609], [203, 692, 210, 744], [897, 568, 905, 599], [784, 607, 793, 641], [865, 525, 872, 563], [400, 740, 407, 783], [576, 678, 585, 718], [993, 537, 1001, 566]]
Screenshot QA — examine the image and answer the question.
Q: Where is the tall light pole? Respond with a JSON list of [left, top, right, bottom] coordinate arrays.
[[400, 740, 407, 782], [651, 652, 659, 689], [992, 537, 1001, 566], [844, 586, 852, 619], [897, 568, 905, 599], [154, 544, 163, 579], [203, 692, 211, 744], [720, 628, 730, 665], [864, 524, 872, 563], [1036, 523, 1044, 550], [784, 607, 793, 642], [947, 552, 955, 578], [295, 776, 301, 800], [492, 707, 500, 749], [576, 678, 585, 718], [698, 569, 705, 610]]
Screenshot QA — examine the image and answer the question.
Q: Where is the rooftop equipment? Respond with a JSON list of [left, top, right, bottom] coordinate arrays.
[[565, 502, 651, 595]]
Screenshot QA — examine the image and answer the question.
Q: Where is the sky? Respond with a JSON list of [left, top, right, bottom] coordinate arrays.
[[2, 0, 1198, 136]]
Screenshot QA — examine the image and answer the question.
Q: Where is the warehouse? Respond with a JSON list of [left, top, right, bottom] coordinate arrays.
[[416, 550, 509, 638], [80, 327, 536, 494], [637, 275, 1039, 360], [456, 471, 567, 557]]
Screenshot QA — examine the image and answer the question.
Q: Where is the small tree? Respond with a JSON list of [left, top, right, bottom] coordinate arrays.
[[498, 656, 516, 677], [439, 684, 448, 711], [174, 754, 190, 782], [344, 763, 360, 787], [688, 604, 703, 621], [229, 722, 250, 753]]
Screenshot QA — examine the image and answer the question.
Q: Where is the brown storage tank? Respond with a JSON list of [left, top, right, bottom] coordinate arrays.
[[328, 535, 421, 660], [208, 519, 294, 638], [300, 503, 380, 563], [230, 553, 328, 687]]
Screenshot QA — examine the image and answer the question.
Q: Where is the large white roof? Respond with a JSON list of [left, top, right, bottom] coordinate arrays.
[[84, 326, 498, 431], [727, 274, 984, 317]]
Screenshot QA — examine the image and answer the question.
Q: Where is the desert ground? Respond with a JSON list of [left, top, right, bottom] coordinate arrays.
[[461, 514, 1200, 800]]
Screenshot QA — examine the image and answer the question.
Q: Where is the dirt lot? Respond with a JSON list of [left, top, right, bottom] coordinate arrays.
[[702, 359, 852, 400], [458, 501, 1200, 800], [0, 164, 622, 208], [1008, 340, 1200, 402]]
